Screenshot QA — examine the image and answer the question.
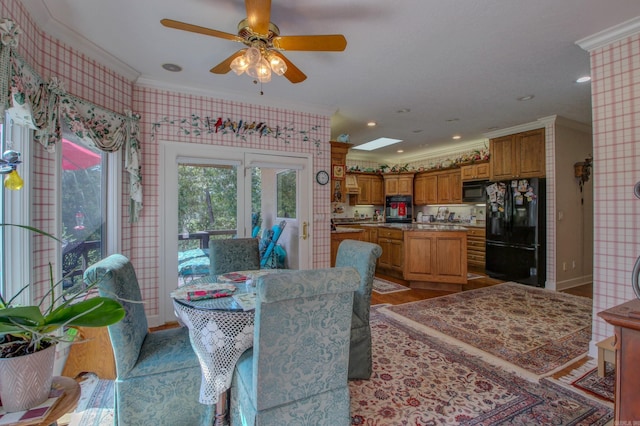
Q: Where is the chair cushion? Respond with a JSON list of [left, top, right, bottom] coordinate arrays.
[[121, 326, 201, 379]]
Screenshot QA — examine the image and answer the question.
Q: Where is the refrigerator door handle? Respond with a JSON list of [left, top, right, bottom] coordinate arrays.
[[486, 241, 536, 251]]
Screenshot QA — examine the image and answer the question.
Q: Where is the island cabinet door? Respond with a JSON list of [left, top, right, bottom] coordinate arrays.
[[404, 232, 467, 283]]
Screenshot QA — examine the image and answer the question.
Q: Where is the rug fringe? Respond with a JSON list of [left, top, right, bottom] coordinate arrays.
[[378, 306, 587, 383]]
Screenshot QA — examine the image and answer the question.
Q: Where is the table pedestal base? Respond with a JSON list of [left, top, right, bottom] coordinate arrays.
[[215, 391, 228, 426]]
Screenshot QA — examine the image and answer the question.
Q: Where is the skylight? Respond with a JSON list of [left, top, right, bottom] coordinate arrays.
[[352, 137, 403, 151]]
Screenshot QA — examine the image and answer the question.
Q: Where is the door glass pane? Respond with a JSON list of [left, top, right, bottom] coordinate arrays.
[[177, 163, 238, 279], [277, 170, 296, 219], [61, 138, 105, 291]]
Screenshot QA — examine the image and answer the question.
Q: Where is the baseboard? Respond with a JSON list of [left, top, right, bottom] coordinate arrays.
[[555, 275, 593, 291]]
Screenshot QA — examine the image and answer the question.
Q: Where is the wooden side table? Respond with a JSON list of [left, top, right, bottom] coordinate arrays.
[[8, 376, 81, 426], [62, 326, 116, 380], [598, 299, 640, 422]]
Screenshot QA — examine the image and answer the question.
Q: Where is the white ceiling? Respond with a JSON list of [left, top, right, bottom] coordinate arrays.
[[21, 0, 640, 162]]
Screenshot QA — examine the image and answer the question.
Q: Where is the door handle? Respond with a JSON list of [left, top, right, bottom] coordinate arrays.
[[301, 221, 308, 240]]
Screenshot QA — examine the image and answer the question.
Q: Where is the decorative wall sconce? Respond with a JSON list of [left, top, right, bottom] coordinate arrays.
[[0, 150, 23, 190], [574, 155, 592, 191], [573, 155, 592, 205]]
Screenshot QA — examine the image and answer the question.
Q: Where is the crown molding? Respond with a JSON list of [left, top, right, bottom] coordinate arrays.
[[576, 16, 640, 52], [21, 0, 140, 81], [135, 76, 336, 117]]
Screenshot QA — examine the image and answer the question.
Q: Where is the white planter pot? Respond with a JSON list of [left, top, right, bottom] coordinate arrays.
[[0, 344, 56, 412]]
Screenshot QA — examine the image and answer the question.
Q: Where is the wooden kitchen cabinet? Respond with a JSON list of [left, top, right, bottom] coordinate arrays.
[[490, 128, 545, 180], [414, 173, 438, 205], [414, 170, 461, 205], [350, 173, 384, 205], [461, 162, 490, 181], [377, 228, 404, 277], [404, 230, 468, 289], [330, 141, 352, 203], [466, 226, 486, 271], [383, 173, 415, 196], [598, 299, 640, 423]]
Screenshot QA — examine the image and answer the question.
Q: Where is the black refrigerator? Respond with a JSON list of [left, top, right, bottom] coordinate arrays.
[[485, 178, 546, 287]]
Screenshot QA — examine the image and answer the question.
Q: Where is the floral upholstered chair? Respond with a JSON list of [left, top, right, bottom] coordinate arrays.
[[88, 254, 214, 426], [335, 239, 383, 379], [209, 237, 260, 275], [229, 267, 360, 426]]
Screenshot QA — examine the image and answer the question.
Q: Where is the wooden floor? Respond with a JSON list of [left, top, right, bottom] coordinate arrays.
[[371, 269, 593, 306]]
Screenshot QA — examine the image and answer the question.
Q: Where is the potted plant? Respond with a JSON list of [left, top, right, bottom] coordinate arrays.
[[0, 224, 125, 412]]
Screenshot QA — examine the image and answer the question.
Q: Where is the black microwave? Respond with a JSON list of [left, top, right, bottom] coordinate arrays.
[[462, 180, 488, 203]]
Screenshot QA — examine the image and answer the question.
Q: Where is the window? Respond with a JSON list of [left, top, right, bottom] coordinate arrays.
[[60, 135, 107, 290], [276, 169, 297, 219]]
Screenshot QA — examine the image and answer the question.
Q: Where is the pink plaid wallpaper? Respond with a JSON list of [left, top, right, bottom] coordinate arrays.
[[589, 32, 640, 344], [132, 87, 331, 313]]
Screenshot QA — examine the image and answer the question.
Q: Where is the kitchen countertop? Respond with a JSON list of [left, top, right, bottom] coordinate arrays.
[[332, 218, 485, 229], [360, 223, 469, 232], [331, 226, 365, 233]]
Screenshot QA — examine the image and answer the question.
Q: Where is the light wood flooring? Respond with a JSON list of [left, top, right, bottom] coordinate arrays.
[[372, 269, 593, 306]]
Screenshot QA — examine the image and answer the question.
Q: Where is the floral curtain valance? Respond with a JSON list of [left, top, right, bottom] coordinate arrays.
[[0, 19, 142, 222]]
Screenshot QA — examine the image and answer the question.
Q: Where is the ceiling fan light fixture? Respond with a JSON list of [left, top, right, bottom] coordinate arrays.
[[269, 55, 287, 76], [247, 57, 272, 82], [230, 55, 250, 75], [245, 46, 262, 65]]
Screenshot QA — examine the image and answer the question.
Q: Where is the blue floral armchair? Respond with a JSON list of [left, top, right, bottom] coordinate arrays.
[[335, 239, 383, 379], [229, 267, 360, 425], [87, 254, 214, 426]]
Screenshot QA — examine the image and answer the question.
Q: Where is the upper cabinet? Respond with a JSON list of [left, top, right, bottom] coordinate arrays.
[[348, 173, 384, 205], [460, 162, 490, 181], [384, 173, 415, 196], [414, 169, 462, 205], [490, 128, 545, 180]]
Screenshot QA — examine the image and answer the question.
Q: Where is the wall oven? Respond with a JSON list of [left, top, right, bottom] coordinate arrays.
[[462, 180, 489, 203], [385, 195, 413, 223]]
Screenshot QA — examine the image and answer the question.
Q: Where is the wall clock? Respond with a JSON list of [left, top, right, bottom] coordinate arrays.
[[316, 170, 330, 185]]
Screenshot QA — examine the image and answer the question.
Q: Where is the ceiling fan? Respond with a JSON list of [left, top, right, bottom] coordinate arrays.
[[161, 0, 347, 84]]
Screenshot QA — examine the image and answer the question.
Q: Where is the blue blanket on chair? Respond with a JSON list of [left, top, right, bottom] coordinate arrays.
[[178, 248, 210, 276]]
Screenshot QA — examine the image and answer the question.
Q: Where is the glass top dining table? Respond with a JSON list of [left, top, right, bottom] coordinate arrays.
[[171, 269, 285, 425]]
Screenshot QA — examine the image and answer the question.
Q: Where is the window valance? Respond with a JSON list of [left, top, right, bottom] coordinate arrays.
[[0, 18, 142, 222]]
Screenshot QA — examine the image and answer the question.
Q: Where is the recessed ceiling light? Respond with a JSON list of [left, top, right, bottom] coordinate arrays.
[[446, 118, 460, 122], [162, 63, 183, 72], [352, 137, 403, 151], [367, 121, 377, 127], [452, 135, 461, 140], [412, 129, 423, 133], [396, 108, 411, 113], [397, 149, 404, 153], [517, 95, 535, 101], [576, 76, 591, 83]]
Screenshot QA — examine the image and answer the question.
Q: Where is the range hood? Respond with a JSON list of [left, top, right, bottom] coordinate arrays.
[[345, 175, 360, 194]]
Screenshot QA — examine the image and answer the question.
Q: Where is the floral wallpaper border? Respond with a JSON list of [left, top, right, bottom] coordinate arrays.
[[151, 114, 325, 154]]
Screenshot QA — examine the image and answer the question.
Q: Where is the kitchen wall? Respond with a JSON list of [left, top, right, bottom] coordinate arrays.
[[579, 21, 640, 353]]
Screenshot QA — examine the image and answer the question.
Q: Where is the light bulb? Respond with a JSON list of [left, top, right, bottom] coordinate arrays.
[[247, 57, 272, 82], [4, 169, 23, 190], [269, 55, 287, 76], [230, 56, 249, 75], [245, 47, 261, 65]]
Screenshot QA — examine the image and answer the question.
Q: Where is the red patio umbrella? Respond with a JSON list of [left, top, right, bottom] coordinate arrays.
[[62, 139, 102, 170]]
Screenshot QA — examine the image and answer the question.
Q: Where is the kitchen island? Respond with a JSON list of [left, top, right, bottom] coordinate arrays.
[[334, 221, 469, 292]]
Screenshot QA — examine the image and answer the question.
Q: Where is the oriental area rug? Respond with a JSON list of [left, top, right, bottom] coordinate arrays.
[[372, 278, 410, 294], [349, 309, 612, 425], [380, 282, 592, 380]]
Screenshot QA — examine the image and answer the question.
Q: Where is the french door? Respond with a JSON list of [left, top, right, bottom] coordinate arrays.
[[159, 142, 312, 324]]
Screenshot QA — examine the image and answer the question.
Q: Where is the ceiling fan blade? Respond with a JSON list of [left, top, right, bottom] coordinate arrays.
[[161, 19, 242, 42], [210, 50, 247, 74], [273, 34, 347, 51], [245, 0, 271, 35], [271, 52, 307, 84]]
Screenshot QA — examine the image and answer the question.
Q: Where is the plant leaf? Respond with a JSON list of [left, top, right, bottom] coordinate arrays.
[[44, 297, 125, 328]]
